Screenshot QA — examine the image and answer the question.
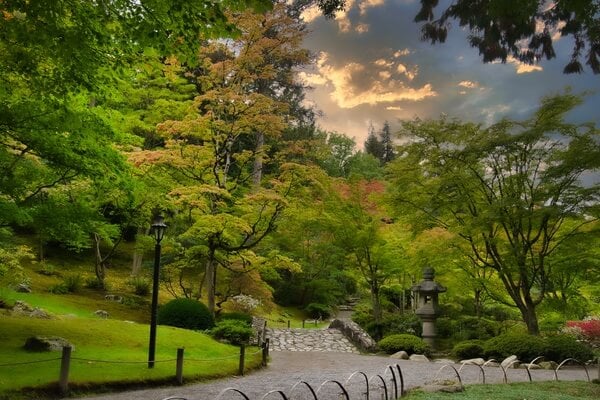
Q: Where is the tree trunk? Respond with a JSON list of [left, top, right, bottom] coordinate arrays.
[[518, 299, 540, 335], [131, 226, 149, 276], [252, 132, 264, 187], [93, 233, 105, 283], [206, 249, 216, 315]]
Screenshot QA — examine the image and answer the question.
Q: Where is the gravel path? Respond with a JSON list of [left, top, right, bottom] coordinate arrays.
[[68, 351, 592, 400]]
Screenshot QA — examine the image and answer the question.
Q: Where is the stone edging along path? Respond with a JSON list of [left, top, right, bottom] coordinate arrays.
[[70, 350, 591, 400]]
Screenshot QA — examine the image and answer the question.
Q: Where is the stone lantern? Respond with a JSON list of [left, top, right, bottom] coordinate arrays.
[[411, 266, 446, 348]]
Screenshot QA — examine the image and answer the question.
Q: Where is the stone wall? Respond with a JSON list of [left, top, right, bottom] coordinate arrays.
[[329, 318, 377, 352]]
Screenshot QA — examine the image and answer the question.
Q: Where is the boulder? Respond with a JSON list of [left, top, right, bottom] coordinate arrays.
[[16, 283, 32, 293], [501, 355, 520, 369], [434, 359, 456, 364], [29, 308, 52, 319], [409, 354, 430, 362], [524, 363, 541, 369], [94, 310, 109, 318], [539, 361, 558, 370], [390, 351, 409, 360], [24, 336, 73, 352], [460, 358, 485, 366]]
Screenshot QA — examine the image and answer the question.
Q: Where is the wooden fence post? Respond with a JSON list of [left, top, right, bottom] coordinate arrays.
[[238, 344, 246, 376], [176, 348, 184, 385], [287, 320, 290, 329], [59, 346, 72, 395]]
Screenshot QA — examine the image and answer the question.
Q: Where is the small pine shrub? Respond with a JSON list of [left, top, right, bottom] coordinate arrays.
[[544, 335, 594, 363], [127, 277, 150, 296], [452, 340, 485, 360], [483, 333, 548, 362], [62, 274, 83, 293], [378, 334, 431, 355], [218, 312, 253, 325], [158, 298, 214, 330], [210, 319, 254, 345]]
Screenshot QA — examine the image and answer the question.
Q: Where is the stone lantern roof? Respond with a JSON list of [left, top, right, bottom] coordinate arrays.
[[411, 267, 446, 294]]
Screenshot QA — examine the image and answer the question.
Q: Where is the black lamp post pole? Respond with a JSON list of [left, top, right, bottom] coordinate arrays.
[[148, 240, 161, 368], [148, 214, 166, 369]]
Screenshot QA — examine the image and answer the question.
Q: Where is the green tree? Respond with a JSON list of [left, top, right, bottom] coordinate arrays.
[[388, 93, 600, 334]]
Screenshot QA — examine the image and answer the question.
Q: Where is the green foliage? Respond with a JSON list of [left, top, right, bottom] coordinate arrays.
[[127, 277, 151, 296], [84, 276, 109, 291], [219, 312, 253, 325], [378, 333, 431, 355], [483, 333, 548, 362], [210, 319, 254, 345], [365, 313, 422, 339], [304, 303, 331, 319], [158, 298, 214, 330], [452, 340, 485, 359], [51, 274, 83, 294], [544, 335, 595, 363]]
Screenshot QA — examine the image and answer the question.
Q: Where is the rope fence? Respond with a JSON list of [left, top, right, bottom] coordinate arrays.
[[0, 341, 268, 395]]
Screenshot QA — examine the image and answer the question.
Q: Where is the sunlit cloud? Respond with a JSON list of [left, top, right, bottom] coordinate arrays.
[[355, 23, 370, 33], [458, 80, 479, 89], [379, 71, 391, 79], [459, 90, 467, 95], [359, 0, 385, 15], [307, 52, 437, 109], [507, 56, 544, 74], [300, 5, 321, 23], [386, 106, 403, 111], [394, 48, 411, 58], [375, 59, 393, 67]]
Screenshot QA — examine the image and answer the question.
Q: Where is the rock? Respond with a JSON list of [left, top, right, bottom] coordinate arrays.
[[524, 363, 541, 369], [390, 351, 409, 360], [539, 361, 558, 370], [24, 336, 73, 352], [29, 308, 52, 319], [94, 310, 109, 318], [409, 354, 430, 362], [434, 359, 456, 364], [460, 358, 485, 366], [104, 294, 122, 302], [16, 283, 32, 293], [501, 355, 520, 369], [12, 300, 33, 314], [483, 361, 500, 367]]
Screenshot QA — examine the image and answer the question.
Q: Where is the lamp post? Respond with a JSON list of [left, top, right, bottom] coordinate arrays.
[[148, 214, 166, 368]]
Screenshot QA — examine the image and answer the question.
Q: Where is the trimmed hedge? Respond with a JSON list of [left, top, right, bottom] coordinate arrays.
[[218, 312, 253, 325], [544, 335, 594, 362], [158, 298, 214, 331], [452, 340, 485, 359], [378, 334, 430, 355], [211, 319, 254, 345], [483, 333, 548, 362]]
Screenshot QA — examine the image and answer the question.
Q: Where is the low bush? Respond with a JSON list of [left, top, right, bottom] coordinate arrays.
[[378, 334, 430, 355], [304, 303, 331, 319], [452, 340, 485, 360], [127, 277, 150, 296], [366, 313, 422, 341], [158, 298, 214, 331], [544, 335, 594, 362], [210, 319, 254, 345], [50, 274, 83, 294], [456, 316, 501, 340], [483, 333, 548, 362], [84, 276, 109, 290]]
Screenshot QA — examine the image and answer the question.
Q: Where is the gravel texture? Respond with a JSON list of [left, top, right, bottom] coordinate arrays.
[[67, 351, 592, 400]]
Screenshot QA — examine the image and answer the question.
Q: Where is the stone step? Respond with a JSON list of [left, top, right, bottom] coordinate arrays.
[[266, 328, 360, 353]]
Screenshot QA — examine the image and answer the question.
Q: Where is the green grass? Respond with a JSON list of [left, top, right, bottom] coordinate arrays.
[[262, 306, 331, 329], [0, 315, 261, 396], [404, 381, 600, 400]]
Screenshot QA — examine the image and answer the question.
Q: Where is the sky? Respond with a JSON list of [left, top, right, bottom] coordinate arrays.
[[297, 0, 600, 148]]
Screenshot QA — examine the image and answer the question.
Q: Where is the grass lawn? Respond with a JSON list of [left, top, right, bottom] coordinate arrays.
[[405, 381, 600, 400], [0, 315, 261, 397]]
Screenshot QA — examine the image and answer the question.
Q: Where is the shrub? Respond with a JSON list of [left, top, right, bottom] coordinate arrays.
[[378, 334, 431, 355], [452, 340, 485, 360], [219, 312, 253, 325], [62, 274, 83, 293], [210, 319, 254, 345], [304, 303, 331, 319], [49, 283, 69, 294], [456, 316, 501, 340], [127, 277, 150, 296], [158, 298, 214, 331], [483, 333, 548, 362], [85, 276, 109, 290], [544, 335, 594, 363], [366, 313, 422, 340]]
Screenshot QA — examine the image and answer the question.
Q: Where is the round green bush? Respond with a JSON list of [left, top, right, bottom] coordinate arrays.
[[378, 334, 431, 355], [483, 333, 548, 362], [452, 340, 485, 360], [158, 298, 214, 330], [544, 335, 594, 363], [456, 316, 501, 340], [210, 319, 254, 345], [304, 303, 331, 319]]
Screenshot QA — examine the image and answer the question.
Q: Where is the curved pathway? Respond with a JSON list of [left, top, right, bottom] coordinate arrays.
[[69, 350, 591, 400]]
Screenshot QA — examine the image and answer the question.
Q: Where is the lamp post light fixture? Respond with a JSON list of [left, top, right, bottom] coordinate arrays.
[[148, 214, 167, 368]]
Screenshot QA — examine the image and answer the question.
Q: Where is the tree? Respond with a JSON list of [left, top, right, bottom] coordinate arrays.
[[379, 121, 396, 164], [387, 93, 600, 335], [364, 123, 384, 162], [317, 0, 600, 73]]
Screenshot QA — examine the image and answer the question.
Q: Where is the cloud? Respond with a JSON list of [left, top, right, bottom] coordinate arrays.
[[307, 52, 437, 109], [386, 106, 403, 111], [355, 23, 370, 33], [394, 48, 411, 58], [458, 80, 479, 89], [300, 5, 321, 23], [507, 56, 544, 74], [359, 0, 385, 16]]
